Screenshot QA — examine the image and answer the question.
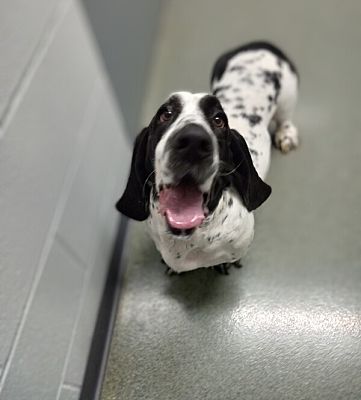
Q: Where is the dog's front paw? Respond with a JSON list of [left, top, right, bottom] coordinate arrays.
[[213, 263, 231, 275], [275, 122, 299, 153], [165, 266, 179, 276], [162, 259, 182, 276], [213, 260, 243, 275]]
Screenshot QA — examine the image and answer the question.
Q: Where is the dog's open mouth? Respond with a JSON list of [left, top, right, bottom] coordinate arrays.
[[159, 183, 207, 233]]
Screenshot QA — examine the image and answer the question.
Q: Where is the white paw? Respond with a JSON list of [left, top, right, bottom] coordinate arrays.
[[275, 122, 299, 154]]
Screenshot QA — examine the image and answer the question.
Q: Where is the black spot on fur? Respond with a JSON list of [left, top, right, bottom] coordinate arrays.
[[249, 148, 259, 157], [213, 85, 231, 96], [240, 76, 254, 85], [263, 70, 281, 100], [228, 198, 233, 207], [234, 104, 244, 109], [249, 114, 262, 126], [222, 215, 228, 224], [229, 65, 245, 73], [176, 253, 181, 259], [241, 113, 262, 126]]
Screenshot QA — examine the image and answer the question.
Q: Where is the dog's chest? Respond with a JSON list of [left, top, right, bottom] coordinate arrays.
[[148, 189, 254, 272]]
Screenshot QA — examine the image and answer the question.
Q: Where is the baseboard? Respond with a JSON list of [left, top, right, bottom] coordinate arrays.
[[79, 216, 128, 400]]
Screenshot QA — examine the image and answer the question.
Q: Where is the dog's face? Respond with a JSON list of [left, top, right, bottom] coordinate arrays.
[[116, 92, 271, 233], [154, 92, 220, 194]]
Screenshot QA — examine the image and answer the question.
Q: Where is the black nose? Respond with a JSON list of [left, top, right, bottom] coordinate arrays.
[[173, 124, 213, 162]]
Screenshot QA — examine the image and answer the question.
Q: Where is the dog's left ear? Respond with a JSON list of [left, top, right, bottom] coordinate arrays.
[[228, 129, 271, 211], [116, 128, 152, 221]]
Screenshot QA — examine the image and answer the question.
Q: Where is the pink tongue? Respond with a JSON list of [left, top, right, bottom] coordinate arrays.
[[159, 185, 205, 229]]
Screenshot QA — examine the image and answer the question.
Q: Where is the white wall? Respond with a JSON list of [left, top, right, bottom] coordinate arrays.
[[81, 0, 162, 134], [0, 1, 131, 398]]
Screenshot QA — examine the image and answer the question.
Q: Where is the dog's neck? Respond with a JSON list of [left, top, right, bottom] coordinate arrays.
[[148, 187, 254, 273]]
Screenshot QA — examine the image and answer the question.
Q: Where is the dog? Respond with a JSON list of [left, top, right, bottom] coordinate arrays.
[[116, 41, 299, 274]]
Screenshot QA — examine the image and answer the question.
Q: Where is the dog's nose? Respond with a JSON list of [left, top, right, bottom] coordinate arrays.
[[173, 124, 213, 162]]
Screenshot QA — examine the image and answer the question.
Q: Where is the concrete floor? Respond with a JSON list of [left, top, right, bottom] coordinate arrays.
[[101, 1, 361, 399]]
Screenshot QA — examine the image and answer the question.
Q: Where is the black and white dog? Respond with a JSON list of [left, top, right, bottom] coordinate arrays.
[[117, 41, 299, 274]]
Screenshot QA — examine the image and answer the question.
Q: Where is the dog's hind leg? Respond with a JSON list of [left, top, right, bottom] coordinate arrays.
[[274, 121, 299, 154], [273, 65, 299, 153]]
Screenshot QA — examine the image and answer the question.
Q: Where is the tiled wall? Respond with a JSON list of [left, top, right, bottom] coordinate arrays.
[[0, 1, 131, 398]]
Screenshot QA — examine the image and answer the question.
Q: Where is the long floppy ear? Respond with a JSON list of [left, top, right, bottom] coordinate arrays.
[[228, 129, 271, 211], [116, 128, 152, 220]]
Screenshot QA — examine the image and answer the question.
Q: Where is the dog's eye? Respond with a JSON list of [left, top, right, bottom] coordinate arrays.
[[159, 110, 173, 123], [213, 115, 225, 128]]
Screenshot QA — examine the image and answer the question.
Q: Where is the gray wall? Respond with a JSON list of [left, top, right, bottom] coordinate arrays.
[[0, 0, 145, 398], [81, 0, 163, 134]]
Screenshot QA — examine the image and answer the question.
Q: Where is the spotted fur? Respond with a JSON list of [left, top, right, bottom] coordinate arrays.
[[117, 41, 299, 273], [212, 41, 299, 176], [148, 187, 255, 272]]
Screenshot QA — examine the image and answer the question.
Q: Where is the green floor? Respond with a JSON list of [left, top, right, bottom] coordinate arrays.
[[101, 1, 361, 399]]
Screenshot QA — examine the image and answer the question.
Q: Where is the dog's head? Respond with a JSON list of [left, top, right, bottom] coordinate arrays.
[[116, 92, 271, 233]]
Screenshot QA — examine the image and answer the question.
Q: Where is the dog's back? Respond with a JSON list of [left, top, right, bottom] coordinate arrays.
[[211, 41, 299, 179]]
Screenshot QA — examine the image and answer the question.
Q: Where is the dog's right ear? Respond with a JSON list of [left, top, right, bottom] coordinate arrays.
[[116, 128, 152, 221]]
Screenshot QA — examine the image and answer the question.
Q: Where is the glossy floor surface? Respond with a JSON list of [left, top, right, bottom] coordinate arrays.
[[101, 1, 361, 399]]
